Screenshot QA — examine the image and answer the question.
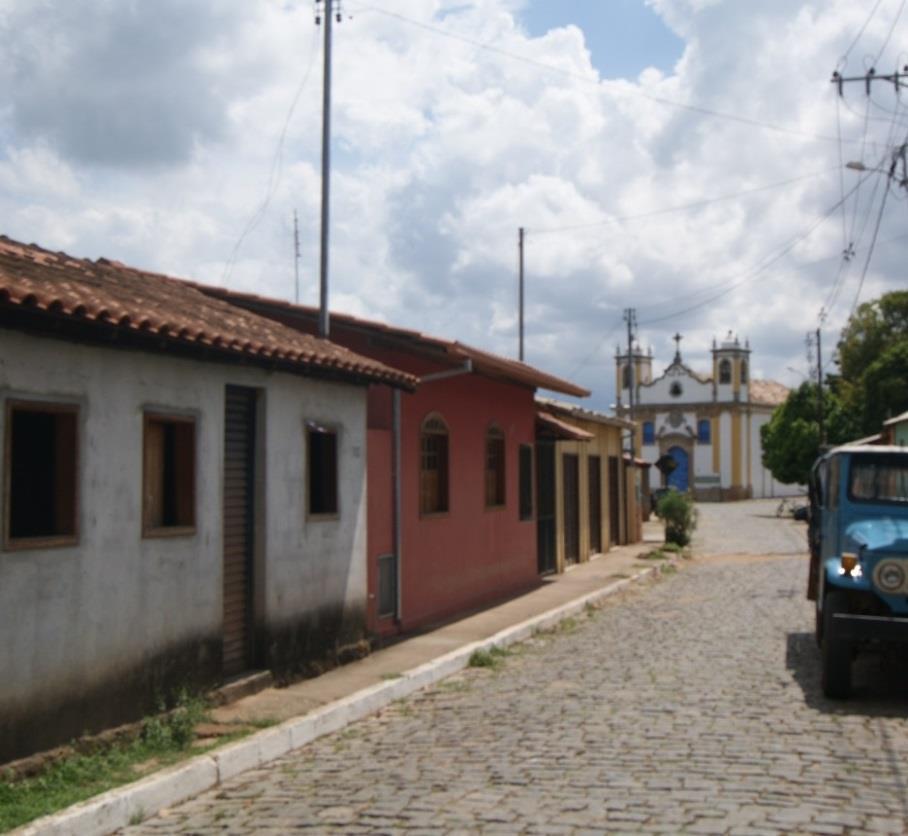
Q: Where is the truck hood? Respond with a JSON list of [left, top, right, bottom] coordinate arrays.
[[845, 517, 908, 555]]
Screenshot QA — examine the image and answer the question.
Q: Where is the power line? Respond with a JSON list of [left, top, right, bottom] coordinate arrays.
[[874, 0, 907, 65], [348, 0, 852, 146], [529, 169, 836, 236], [223, 24, 321, 284], [636, 171, 876, 326], [851, 177, 892, 315], [840, 0, 885, 64]]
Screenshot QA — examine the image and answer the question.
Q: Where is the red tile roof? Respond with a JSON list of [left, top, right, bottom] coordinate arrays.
[[750, 379, 789, 407], [192, 286, 590, 398], [0, 236, 416, 389], [536, 411, 594, 441]]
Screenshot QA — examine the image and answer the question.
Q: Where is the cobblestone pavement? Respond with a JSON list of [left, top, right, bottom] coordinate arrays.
[[126, 525, 908, 834], [694, 499, 807, 557]]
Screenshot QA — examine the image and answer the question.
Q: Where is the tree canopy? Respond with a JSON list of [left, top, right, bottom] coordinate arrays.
[[761, 290, 907, 485]]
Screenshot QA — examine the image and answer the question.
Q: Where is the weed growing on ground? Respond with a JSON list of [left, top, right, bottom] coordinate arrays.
[[661, 564, 678, 575], [128, 807, 146, 826], [638, 548, 669, 561], [0, 691, 215, 832], [380, 672, 403, 681], [468, 645, 512, 669]]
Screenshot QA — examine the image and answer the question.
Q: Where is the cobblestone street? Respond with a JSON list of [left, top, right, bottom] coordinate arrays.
[[126, 503, 908, 835]]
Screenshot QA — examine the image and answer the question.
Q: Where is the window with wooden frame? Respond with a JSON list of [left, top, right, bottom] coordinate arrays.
[[307, 422, 338, 516], [518, 443, 533, 520], [143, 414, 196, 536], [419, 415, 449, 515], [485, 425, 506, 508], [4, 401, 78, 549]]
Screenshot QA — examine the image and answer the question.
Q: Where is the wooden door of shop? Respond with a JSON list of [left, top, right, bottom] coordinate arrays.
[[608, 455, 620, 546], [563, 453, 580, 565], [535, 441, 556, 575], [588, 455, 602, 555], [223, 386, 257, 677]]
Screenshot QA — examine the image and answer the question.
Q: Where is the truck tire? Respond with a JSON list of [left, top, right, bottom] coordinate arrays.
[[821, 590, 852, 699]]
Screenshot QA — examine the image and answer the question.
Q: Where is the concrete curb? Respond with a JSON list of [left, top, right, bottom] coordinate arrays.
[[14, 558, 677, 836]]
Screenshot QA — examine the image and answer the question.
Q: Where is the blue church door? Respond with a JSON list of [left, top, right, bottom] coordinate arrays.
[[666, 446, 689, 492]]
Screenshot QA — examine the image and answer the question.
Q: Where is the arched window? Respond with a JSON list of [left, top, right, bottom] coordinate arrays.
[[740, 359, 748, 384], [719, 359, 731, 384], [670, 381, 682, 398], [485, 425, 506, 507], [420, 415, 449, 514], [622, 364, 631, 390]]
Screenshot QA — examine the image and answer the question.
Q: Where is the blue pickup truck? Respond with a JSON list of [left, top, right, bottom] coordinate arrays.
[[807, 444, 908, 698]]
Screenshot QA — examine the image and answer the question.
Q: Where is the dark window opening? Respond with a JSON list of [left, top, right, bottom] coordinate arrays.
[[670, 381, 682, 397], [719, 359, 731, 384], [697, 419, 711, 444], [740, 359, 748, 384], [420, 416, 449, 514], [485, 426, 506, 508], [519, 444, 534, 520], [642, 421, 655, 445], [7, 405, 78, 543], [144, 415, 196, 533], [308, 426, 339, 515]]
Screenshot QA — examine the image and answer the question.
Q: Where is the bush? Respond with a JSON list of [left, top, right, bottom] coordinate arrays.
[[656, 489, 698, 547]]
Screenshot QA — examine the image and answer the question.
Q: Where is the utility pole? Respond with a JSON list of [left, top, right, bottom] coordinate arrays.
[[832, 66, 908, 96], [316, 0, 341, 338], [518, 227, 525, 362], [624, 307, 637, 456], [293, 209, 301, 304], [816, 326, 826, 447]]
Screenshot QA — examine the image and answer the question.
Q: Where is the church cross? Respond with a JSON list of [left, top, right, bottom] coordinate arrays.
[[673, 332, 683, 362]]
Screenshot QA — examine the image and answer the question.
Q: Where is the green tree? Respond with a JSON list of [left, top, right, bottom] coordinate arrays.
[[760, 382, 856, 485], [837, 290, 908, 434]]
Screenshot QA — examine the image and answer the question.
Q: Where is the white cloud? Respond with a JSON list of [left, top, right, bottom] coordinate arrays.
[[0, 0, 905, 410]]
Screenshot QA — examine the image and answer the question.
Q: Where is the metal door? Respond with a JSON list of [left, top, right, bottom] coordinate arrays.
[[608, 455, 620, 545], [588, 455, 602, 555], [223, 386, 257, 677], [563, 453, 580, 565], [536, 441, 556, 574]]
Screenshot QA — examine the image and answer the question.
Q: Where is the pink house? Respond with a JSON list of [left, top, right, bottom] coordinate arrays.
[[195, 289, 588, 637]]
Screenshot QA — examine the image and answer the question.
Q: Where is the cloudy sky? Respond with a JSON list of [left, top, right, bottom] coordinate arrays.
[[2, 0, 906, 410]]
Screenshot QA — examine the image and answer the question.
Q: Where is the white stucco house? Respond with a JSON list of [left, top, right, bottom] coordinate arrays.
[[615, 332, 799, 501], [0, 236, 414, 763]]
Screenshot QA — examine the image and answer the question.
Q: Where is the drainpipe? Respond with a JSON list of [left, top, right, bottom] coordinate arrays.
[[420, 359, 473, 383], [392, 389, 403, 623]]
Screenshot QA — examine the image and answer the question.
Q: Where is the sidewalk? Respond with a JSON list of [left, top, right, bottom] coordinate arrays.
[[18, 519, 670, 836]]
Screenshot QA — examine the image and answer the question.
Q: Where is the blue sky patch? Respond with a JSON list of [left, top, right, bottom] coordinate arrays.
[[520, 0, 685, 79]]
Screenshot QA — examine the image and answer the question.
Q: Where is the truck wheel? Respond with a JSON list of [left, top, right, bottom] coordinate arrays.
[[821, 590, 852, 699]]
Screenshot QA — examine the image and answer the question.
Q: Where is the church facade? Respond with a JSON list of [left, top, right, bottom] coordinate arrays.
[[615, 333, 799, 501]]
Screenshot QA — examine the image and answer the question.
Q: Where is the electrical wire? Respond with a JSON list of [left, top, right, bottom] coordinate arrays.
[[840, 0, 886, 64], [222, 24, 321, 284], [528, 169, 836, 236], [850, 177, 893, 315], [635, 171, 876, 327], [874, 0, 906, 66], [347, 0, 852, 146]]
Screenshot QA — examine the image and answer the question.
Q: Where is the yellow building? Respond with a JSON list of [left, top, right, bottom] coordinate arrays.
[[536, 399, 641, 574]]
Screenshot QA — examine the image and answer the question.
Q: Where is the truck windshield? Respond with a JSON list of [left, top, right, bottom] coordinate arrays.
[[849, 455, 908, 504]]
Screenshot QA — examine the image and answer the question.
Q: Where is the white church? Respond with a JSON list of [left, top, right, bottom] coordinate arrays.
[[615, 332, 800, 500]]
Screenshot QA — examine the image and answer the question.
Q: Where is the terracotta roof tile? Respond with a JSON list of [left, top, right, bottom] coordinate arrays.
[[0, 236, 416, 389], [190, 286, 589, 398], [750, 378, 789, 407]]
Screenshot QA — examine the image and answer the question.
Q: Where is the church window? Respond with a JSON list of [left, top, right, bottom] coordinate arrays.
[[719, 359, 731, 384], [740, 360, 748, 384], [622, 364, 631, 390], [642, 421, 655, 445], [670, 381, 682, 398], [698, 419, 711, 444]]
